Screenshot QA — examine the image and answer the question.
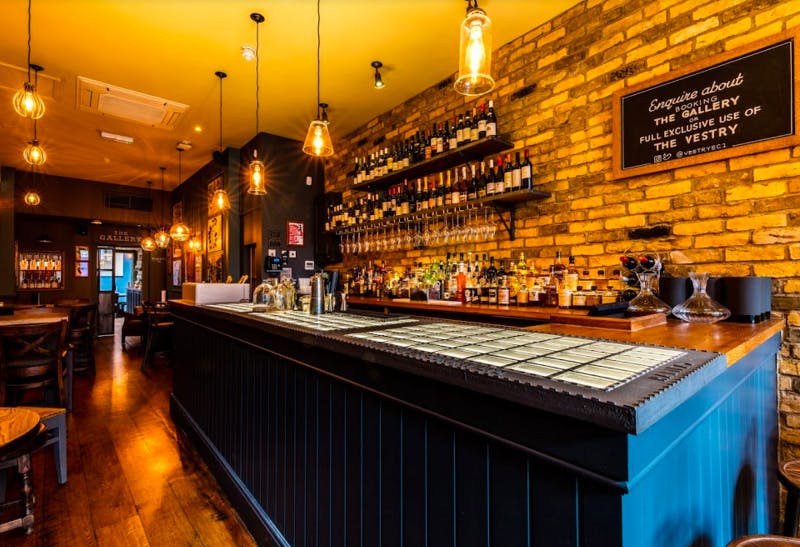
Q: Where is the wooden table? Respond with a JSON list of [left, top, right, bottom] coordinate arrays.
[[0, 311, 69, 326], [0, 407, 43, 535]]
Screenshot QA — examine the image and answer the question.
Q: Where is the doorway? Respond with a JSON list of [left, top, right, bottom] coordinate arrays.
[[97, 247, 139, 334]]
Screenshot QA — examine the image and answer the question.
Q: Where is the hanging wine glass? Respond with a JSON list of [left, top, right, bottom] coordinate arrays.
[[671, 272, 730, 323]]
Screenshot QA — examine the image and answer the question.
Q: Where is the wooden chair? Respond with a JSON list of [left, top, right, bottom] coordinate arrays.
[[141, 304, 173, 371], [67, 303, 97, 374], [0, 319, 69, 408], [121, 305, 146, 349]]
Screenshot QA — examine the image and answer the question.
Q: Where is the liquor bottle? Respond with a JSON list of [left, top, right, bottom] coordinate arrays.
[[503, 154, 513, 192], [565, 255, 579, 292], [516, 252, 529, 279], [478, 103, 487, 138], [470, 107, 479, 142], [486, 99, 497, 137], [491, 157, 502, 194], [449, 118, 458, 151], [552, 251, 566, 283], [511, 151, 522, 191], [498, 277, 510, 306], [521, 148, 532, 189], [486, 257, 498, 305]]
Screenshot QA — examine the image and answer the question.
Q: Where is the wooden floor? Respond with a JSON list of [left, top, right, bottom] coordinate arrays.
[[2, 320, 256, 546]]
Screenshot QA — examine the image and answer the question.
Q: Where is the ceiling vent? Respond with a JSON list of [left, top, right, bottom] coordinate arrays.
[[104, 193, 152, 212], [77, 76, 188, 129]]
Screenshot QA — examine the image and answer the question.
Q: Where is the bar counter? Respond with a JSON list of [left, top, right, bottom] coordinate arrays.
[[168, 299, 781, 546]]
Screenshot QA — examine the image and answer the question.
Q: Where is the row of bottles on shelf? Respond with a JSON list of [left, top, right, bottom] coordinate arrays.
[[19, 252, 62, 271], [344, 251, 633, 309], [353, 100, 498, 184], [20, 271, 62, 290], [328, 152, 533, 230]]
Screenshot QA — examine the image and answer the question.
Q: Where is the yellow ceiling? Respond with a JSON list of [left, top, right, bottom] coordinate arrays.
[[0, 0, 578, 190]]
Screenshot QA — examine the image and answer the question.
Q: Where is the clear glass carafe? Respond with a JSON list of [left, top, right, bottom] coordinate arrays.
[[627, 271, 672, 315], [671, 272, 730, 323]]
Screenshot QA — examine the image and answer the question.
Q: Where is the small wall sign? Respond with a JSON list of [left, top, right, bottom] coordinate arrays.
[[287, 221, 304, 246]]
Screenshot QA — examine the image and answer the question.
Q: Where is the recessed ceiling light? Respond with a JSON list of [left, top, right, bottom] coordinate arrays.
[[90, 219, 102, 225], [100, 131, 134, 144], [241, 45, 255, 61], [194, 125, 203, 133]]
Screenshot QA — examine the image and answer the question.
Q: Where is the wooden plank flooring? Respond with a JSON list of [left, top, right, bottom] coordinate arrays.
[[1, 321, 256, 546]]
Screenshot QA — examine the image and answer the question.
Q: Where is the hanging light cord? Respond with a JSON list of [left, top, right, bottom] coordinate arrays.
[[25, 0, 32, 81], [316, 0, 321, 119], [218, 76, 223, 151], [160, 167, 166, 225], [255, 18, 260, 135]]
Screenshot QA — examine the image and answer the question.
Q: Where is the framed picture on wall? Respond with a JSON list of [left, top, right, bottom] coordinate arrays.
[[172, 259, 182, 286], [287, 221, 304, 246], [75, 245, 89, 278], [207, 214, 222, 253], [207, 251, 223, 283]]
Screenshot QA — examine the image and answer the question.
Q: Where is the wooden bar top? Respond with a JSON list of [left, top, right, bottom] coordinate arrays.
[[347, 295, 586, 321], [530, 317, 784, 366]]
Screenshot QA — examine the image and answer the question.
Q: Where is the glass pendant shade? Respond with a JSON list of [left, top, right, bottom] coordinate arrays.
[[13, 81, 46, 119], [303, 119, 334, 157], [154, 229, 170, 249], [211, 188, 230, 213], [23, 138, 46, 166], [140, 235, 157, 252], [248, 152, 267, 195], [454, 2, 494, 96], [23, 191, 40, 206], [169, 222, 190, 242]]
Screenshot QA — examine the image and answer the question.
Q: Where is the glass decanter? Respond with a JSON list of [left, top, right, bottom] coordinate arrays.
[[626, 270, 672, 315], [671, 272, 730, 323]]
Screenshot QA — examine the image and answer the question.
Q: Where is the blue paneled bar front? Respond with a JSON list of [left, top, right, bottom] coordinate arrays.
[[168, 300, 779, 547]]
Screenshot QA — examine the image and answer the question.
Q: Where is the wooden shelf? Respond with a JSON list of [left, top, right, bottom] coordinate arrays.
[[352, 137, 514, 192]]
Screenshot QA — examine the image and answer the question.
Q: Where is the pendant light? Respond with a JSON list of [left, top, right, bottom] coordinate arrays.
[[169, 148, 191, 242], [140, 181, 157, 252], [372, 61, 385, 89], [12, 0, 45, 120], [23, 191, 41, 206], [211, 70, 231, 213], [23, 118, 46, 166], [247, 12, 267, 195], [154, 167, 171, 249], [454, 0, 495, 96], [302, 0, 334, 157]]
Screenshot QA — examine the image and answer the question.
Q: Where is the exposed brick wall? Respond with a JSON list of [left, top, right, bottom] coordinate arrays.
[[323, 1, 800, 457]]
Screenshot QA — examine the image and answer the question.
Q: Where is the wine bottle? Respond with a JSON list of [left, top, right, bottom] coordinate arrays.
[[486, 159, 496, 196], [470, 107, 479, 142], [503, 154, 513, 193], [619, 255, 638, 271], [478, 103, 487, 139], [456, 114, 465, 146], [449, 118, 458, 151], [512, 151, 522, 191], [494, 157, 504, 194], [521, 148, 532, 189], [450, 169, 459, 206], [436, 172, 445, 208], [477, 161, 487, 199], [486, 100, 497, 137]]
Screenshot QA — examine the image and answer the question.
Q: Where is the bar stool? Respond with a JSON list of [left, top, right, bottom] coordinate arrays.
[[780, 459, 800, 536], [141, 304, 173, 371], [727, 535, 800, 546], [0, 408, 46, 535]]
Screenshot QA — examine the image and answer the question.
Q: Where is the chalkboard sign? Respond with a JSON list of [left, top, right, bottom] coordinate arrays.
[[613, 29, 799, 179]]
